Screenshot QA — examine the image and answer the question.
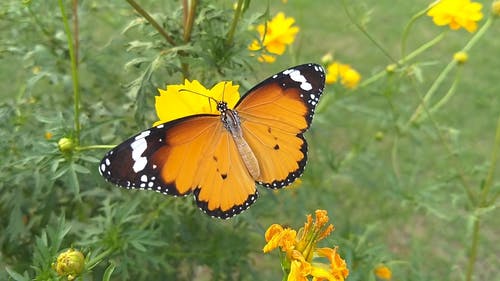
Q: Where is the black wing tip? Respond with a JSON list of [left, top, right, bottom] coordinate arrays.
[[193, 189, 259, 219]]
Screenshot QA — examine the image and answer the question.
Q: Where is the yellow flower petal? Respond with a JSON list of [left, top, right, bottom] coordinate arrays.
[[316, 247, 349, 281], [288, 251, 311, 281], [325, 62, 361, 89], [154, 80, 240, 126], [427, 0, 483, 33]]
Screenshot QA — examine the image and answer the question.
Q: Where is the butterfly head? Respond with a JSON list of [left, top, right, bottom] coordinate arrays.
[[216, 101, 229, 113]]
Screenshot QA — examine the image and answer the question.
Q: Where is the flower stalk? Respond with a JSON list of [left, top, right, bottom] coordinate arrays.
[[58, 0, 80, 145], [226, 0, 245, 46]]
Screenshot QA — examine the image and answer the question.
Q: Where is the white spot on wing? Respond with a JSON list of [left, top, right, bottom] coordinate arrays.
[[135, 130, 151, 140], [130, 138, 148, 172], [288, 70, 312, 91]]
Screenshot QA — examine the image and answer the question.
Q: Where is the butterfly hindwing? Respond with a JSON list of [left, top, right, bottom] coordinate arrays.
[[236, 63, 325, 189]]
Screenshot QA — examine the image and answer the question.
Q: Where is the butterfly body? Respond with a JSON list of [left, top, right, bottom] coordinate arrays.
[[100, 63, 326, 219]]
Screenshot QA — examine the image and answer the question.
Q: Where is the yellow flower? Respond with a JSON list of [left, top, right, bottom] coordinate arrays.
[[427, 0, 483, 33], [315, 247, 349, 281], [493, 1, 500, 16], [154, 80, 240, 126], [453, 51, 468, 64], [52, 249, 85, 281], [325, 62, 361, 89], [264, 210, 348, 281], [289, 251, 312, 281], [45, 132, 53, 140], [249, 12, 299, 63], [263, 224, 297, 253], [374, 264, 392, 280]]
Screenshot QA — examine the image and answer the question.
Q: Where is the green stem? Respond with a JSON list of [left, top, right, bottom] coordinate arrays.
[[341, 0, 396, 63], [86, 248, 114, 270], [58, 0, 81, 145], [75, 145, 116, 151], [126, 0, 177, 46], [480, 116, 500, 205], [183, 0, 197, 43], [401, 5, 431, 59], [226, 0, 244, 46], [423, 68, 460, 121], [358, 33, 444, 89], [407, 59, 456, 124], [465, 217, 480, 281], [464, 114, 499, 281]]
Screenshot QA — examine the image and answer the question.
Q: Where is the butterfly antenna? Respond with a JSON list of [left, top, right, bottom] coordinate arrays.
[[178, 88, 219, 108]]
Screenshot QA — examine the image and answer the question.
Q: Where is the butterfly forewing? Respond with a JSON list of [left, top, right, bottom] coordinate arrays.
[[236, 63, 325, 189]]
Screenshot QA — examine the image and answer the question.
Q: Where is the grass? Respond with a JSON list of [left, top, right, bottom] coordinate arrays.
[[0, 0, 499, 280]]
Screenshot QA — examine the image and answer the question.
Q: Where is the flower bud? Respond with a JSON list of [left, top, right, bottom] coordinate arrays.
[[374, 131, 385, 141], [52, 249, 85, 280], [385, 64, 397, 74], [453, 51, 468, 64], [58, 137, 74, 153], [321, 53, 334, 65]]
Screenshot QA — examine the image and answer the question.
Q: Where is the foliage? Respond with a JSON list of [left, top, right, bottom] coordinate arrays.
[[0, 0, 499, 280]]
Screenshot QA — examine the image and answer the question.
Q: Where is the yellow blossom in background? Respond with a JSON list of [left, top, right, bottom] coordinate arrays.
[[45, 132, 53, 140], [427, 0, 483, 32], [374, 264, 392, 280], [154, 80, 240, 126], [263, 210, 349, 281], [493, 0, 500, 16], [249, 12, 299, 63], [325, 62, 361, 89]]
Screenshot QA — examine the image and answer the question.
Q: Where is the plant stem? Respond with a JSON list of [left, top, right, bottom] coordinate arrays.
[[183, 0, 197, 43], [358, 33, 444, 89], [75, 145, 116, 151], [341, 0, 396, 63], [226, 0, 244, 46], [465, 217, 480, 281], [424, 68, 460, 121], [480, 116, 500, 205], [58, 0, 81, 145], [464, 116, 499, 281], [126, 0, 177, 46], [400, 5, 431, 59]]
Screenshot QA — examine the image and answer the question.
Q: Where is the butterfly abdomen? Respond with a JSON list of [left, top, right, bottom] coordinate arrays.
[[233, 135, 260, 179], [221, 107, 261, 180]]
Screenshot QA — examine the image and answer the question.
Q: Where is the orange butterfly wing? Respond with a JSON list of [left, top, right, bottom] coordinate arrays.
[[235, 63, 325, 188], [100, 115, 257, 218]]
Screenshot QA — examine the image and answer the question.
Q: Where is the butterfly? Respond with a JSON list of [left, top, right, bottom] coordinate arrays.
[[99, 63, 326, 219]]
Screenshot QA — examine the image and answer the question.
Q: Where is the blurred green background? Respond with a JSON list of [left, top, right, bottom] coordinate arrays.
[[1, 0, 498, 280]]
